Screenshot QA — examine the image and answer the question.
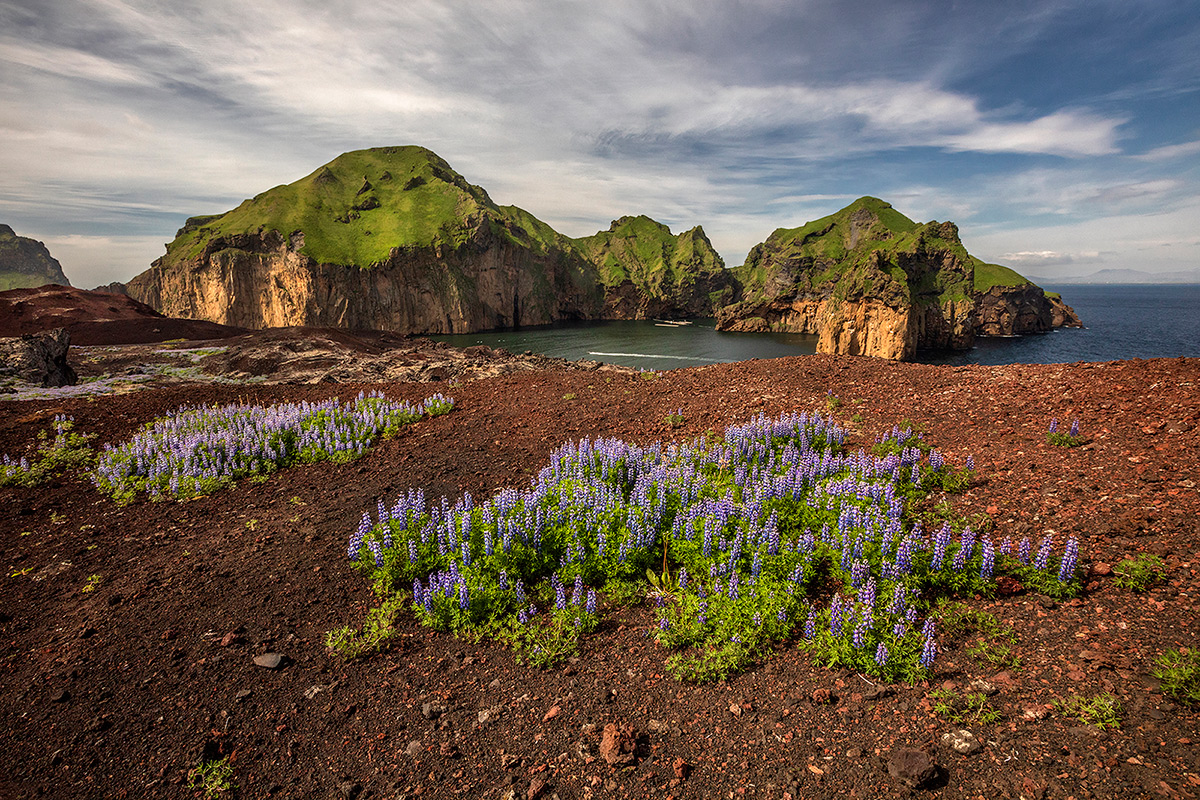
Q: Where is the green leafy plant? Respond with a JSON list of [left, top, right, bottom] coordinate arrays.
[[1152, 648, 1200, 706], [1055, 693, 1121, 729], [562, 393, 576, 401], [664, 408, 685, 428], [938, 602, 1022, 669], [825, 390, 842, 411], [0, 416, 95, 488], [929, 687, 1001, 724], [324, 595, 405, 659], [1113, 554, 1166, 592], [81, 574, 102, 593], [188, 755, 236, 798]]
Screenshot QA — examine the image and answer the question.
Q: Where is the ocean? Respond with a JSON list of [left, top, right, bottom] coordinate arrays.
[[432, 284, 1200, 370]]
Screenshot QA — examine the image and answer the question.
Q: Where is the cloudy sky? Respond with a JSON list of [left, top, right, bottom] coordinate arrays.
[[2, 0, 1198, 287]]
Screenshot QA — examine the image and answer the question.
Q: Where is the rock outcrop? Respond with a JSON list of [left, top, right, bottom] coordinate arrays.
[[0, 328, 76, 387], [717, 198, 1078, 359], [717, 200, 977, 360], [573, 216, 734, 318], [0, 225, 71, 291], [128, 147, 603, 334]]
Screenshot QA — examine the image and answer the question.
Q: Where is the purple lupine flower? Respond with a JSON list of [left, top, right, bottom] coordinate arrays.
[[804, 611, 816, 639], [347, 512, 370, 560], [573, 574, 584, 606], [1034, 534, 1053, 570], [859, 578, 876, 611], [658, 616, 669, 631], [887, 583, 907, 616], [921, 617, 936, 640], [517, 607, 530, 624], [586, 589, 597, 617], [457, 582, 470, 610], [875, 643, 889, 667], [980, 536, 995, 580], [777, 607, 787, 623], [851, 559, 869, 589], [1058, 537, 1079, 582], [965, 455, 975, 471], [678, 568, 688, 592], [919, 636, 938, 669], [412, 578, 424, 606], [753, 612, 762, 628], [892, 620, 907, 638], [367, 539, 384, 568], [998, 536, 1011, 556], [728, 572, 740, 601], [1017, 537, 1032, 565], [830, 595, 845, 636], [553, 576, 566, 610], [852, 623, 867, 649], [1048, 418, 1059, 434], [1069, 419, 1080, 438], [931, 522, 952, 570]]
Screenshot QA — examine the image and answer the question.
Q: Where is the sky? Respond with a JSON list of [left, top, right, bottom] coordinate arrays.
[[1, 0, 1198, 287]]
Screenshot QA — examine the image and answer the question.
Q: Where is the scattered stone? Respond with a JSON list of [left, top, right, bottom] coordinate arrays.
[[336, 779, 362, 799], [500, 753, 521, 770], [304, 684, 328, 700], [1092, 562, 1112, 577], [991, 671, 1018, 689], [439, 741, 458, 758], [220, 632, 242, 647], [811, 688, 834, 705], [50, 689, 70, 703], [235, 689, 252, 701], [599, 723, 635, 765], [477, 706, 503, 726], [421, 702, 443, 720], [673, 757, 689, 779], [1022, 704, 1051, 721], [542, 704, 561, 722], [886, 748, 938, 788], [941, 729, 982, 755], [969, 678, 998, 696], [527, 776, 548, 799], [646, 719, 663, 733], [845, 747, 862, 759], [252, 653, 284, 670], [864, 684, 896, 702], [597, 686, 616, 704], [728, 702, 743, 717]]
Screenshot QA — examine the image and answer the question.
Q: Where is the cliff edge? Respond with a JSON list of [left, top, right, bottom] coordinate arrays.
[[0, 224, 71, 291]]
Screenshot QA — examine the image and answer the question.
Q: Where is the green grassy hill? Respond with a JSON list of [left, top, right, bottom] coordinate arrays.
[[159, 147, 514, 269], [0, 224, 71, 289]]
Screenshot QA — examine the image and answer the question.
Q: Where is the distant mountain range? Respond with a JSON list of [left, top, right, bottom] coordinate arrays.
[[1027, 268, 1200, 285]]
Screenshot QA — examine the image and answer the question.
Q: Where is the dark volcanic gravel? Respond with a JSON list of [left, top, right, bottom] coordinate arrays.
[[1, 353, 1198, 799]]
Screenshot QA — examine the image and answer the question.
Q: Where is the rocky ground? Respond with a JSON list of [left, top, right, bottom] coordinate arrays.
[[1, 328, 1198, 799]]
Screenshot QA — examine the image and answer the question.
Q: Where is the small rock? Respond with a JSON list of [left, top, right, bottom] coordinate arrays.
[[647, 719, 663, 733], [599, 723, 635, 765], [337, 779, 362, 799], [304, 685, 327, 700], [405, 740, 422, 756], [235, 689, 252, 701], [50, 689, 70, 703], [421, 702, 442, 720], [543, 705, 561, 722], [969, 678, 997, 696], [845, 747, 862, 759], [500, 753, 521, 769], [527, 776, 548, 799], [440, 741, 458, 758], [811, 688, 834, 705], [1022, 704, 1051, 721], [220, 632, 242, 647], [887, 748, 938, 788], [728, 703, 742, 717], [941, 729, 982, 755], [478, 706, 502, 726], [1092, 562, 1112, 577], [252, 653, 284, 670], [597, 686, 616, 704], [864, 684, 896, 702], [673, 757, 689, 779]]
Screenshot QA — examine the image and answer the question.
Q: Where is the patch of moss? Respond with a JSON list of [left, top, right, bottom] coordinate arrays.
[[974, 260, 1032, 292]]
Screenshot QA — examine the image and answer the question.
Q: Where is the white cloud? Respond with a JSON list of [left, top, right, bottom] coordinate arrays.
[[1134, 140, 1200, 161]]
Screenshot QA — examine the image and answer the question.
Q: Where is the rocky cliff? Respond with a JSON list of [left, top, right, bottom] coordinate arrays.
[[128, 147, 603, 334], [0, 225, 71, 291], [717, 199, 977, 360], [717, 198, 1078, 359], [572, 216, 734, 318]]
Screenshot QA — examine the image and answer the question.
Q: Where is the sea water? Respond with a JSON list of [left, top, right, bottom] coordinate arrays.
[[432, 285, 1200, 369]]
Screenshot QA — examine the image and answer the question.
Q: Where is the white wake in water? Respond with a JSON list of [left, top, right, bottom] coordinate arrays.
[[588, 351, 720, 362]]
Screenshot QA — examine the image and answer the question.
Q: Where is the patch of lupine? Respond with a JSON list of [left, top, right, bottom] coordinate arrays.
[[1, 415, 95, 488], [1047, 417, 1085, 447], [93, 392, 454, 501], [347, 411, 1083, 682]]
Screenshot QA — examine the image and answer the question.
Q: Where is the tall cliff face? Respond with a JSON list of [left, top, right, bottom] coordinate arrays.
[[0, 225, 71, 291], [717, 199, 976, 360], [717, 198, 1078, 360], [127, 147, 602, 334], [572, 216, 733, 318]]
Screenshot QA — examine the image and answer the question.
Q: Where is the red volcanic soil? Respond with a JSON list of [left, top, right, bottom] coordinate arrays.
[[0, 284, 245, 344], [2, 352, 1199, 800]]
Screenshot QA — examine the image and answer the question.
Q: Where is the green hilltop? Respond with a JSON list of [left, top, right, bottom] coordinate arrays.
[[161, 146, 548, 269], [0, 224, 71, 291], [732, 196, 1036, 307], [572, 215, 726, 298]]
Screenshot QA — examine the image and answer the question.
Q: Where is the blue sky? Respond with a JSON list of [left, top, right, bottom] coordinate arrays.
[[1, 0, 1197, 286]]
